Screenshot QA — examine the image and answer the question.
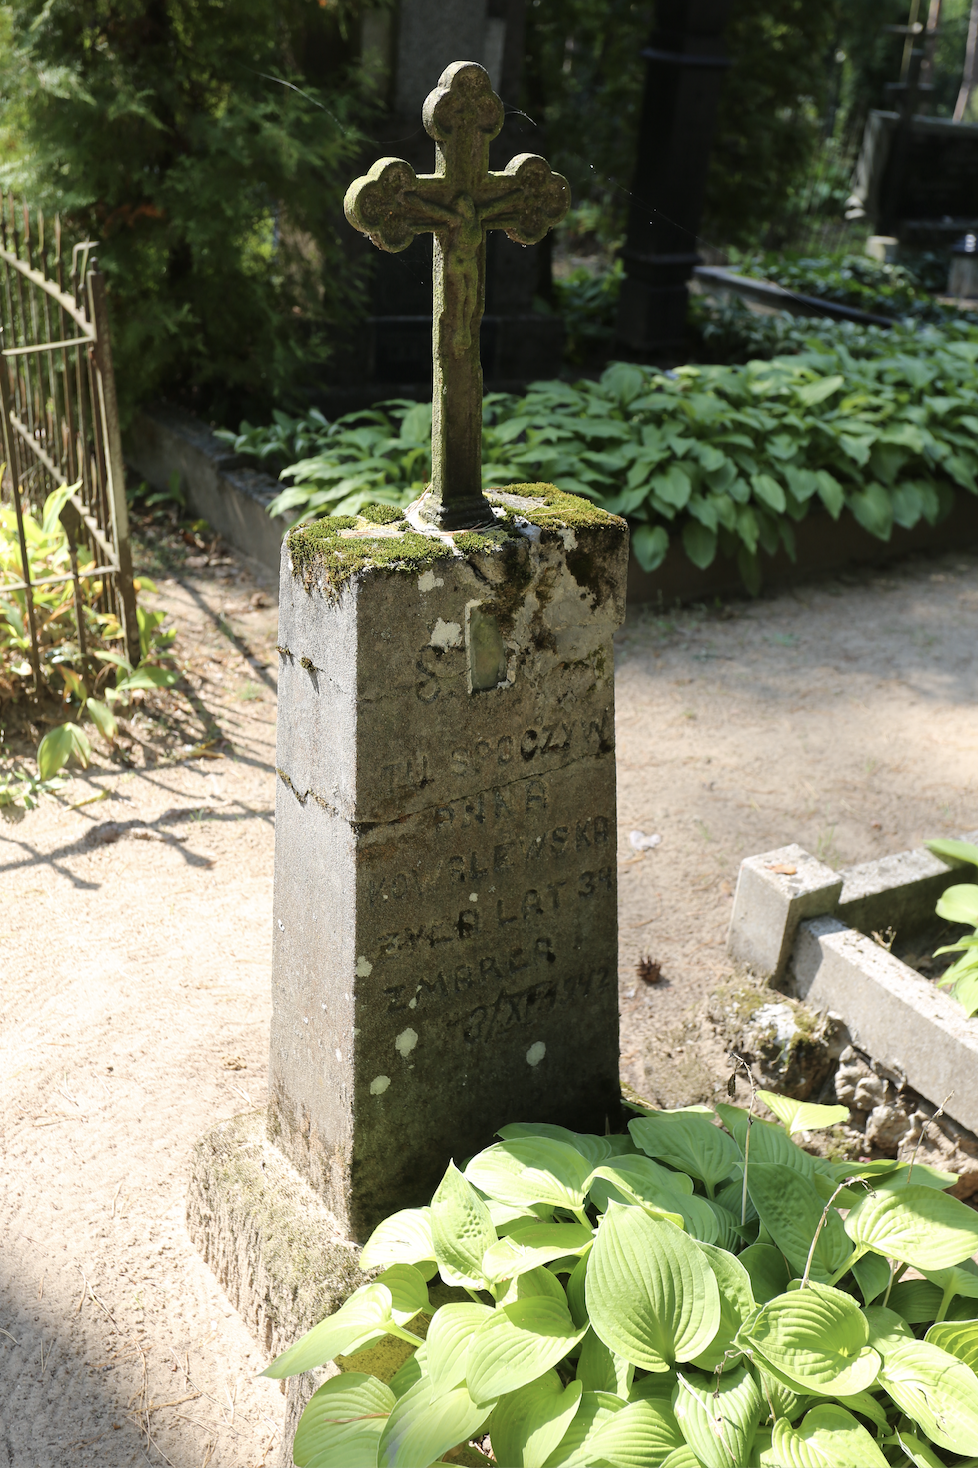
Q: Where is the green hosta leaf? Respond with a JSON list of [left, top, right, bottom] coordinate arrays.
[[426, 1302, 494, 1394], [796, 375, 845, 407], [672, 1365, 762, 1468], [926, 837, 978, 870], [377, 1375, 494, 1467], [116, 664, 180, 690], [757, 1366, 812, 1425], [588, 1154, 694, 1211], [466, 1296, 586, 1401], [765, 1404, 888, 1467], [877, 1336, 978, 1455], [629, 1111, 741, 1196], [585, 1202, 721, 1371], [836, 1387, 889, 1432], [576, 1328, 625, 1394], [489, 1374, 583, 1468], [751, 474, 786, 513], [586, 1396, 684, 1468], [891, 1429, 950, 1468], [37, 722, 92, 781], [651, 464, 693, 511], [844, 1181, 978, 1268], [888, 1279, 943, 1325], [744, 1118, 820, 1182], [374, 1264, 429, 1324], [483, 1222, 593, 1282], [498, 1123, 612, 1170], [465, 1139, 592, 1212], [541, 1390, 624, 1467], [926, 1318, 978, 1370], [496, 1265, 568, 1309], [848, 482, 893, 540], [739, 1244, 790, 1305], [923, 1258, 978, 1305], [262, 1281, 398, 1377], [936, 882, 978, 926], [430, 1161, 497, 1290], [691, 1242, 756, 1372], [631, 523, 671, 573], [742, 1283, 881, 1396], [815, 470, 844, 519], [389, 1348, 426, 1399], [360, 1207, 436, 1275], [851, 1251, 891, 1306], [747, 1162, 851, 1283], [659, 1448, 700, 1468], [682, 519, 717, 570], [756, 1091, 849, 1135], [292, 1373, 394, 1468]]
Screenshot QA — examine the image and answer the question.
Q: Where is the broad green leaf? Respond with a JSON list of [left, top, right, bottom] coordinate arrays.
[[923, 1258, 978, 1307], [631, 523, 670, 573], [426, 1302, 494, 1394], [835, 1388, 889, 1432], [751, 473, 786, 513], [489, 1374, 583, 1468], [888, 1279, 943, 1325], [747, 1162, 851, 1283], [389, 1348, 426, 1399], [659, 1448, 700, 1468], [925, 1318, 978, 1370], [682, 519, 717, 569], [541, 1390, 624, 1467], [844, 1181, 978, 1268], [848, 482, 893, 540], [117, 664, 180, 690], [588, 1154, 694, 1211], [766, 1404, 888, 1467], [926, 837, 978, 870], [85, 698, 118, 741], [483, 1222, 593, 1282], [651, 464, 692, 511], [360, 1207, 436, 1275], [877, 1336, 978, 1455], [757, 1367, 812, 1425], [672, 1365, 762, 1468], [629, 1111, 741, 1196], [375, 1264, 429, 1325], [936, 882, 978, 926], [756, 1091, 849, 1135], [745, 1119, 819, 1181], [796, 375, 845, 407], [586, 1203, 721, 1371], [430, 1162, 497, 1290], [498, 1123, 612, 1170], [377, 1375, 494, 1467], [851, 1251, 891, 1306], [37, 722, 91, 780], [465, 1139, 592, 1212], [587, 1396, 685, 1468], [743, 1283, 881, 1396], [466, 1296, 586, 1401], [691, 1242, 756, 1372], [496, 1264, 568, 1309], [892, 1429, 949, 1468], [576, 1328, 622, 1394], [292, 1373, 394, 1468], [739, 1244, 790, 1305], [262, 1282, 397, 1377]]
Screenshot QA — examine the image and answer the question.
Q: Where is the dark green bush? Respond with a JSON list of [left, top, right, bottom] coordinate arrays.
[[0, 0, 367, 425]]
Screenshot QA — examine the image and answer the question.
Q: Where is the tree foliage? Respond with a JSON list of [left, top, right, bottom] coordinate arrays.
[[0, 0, 369, 423]]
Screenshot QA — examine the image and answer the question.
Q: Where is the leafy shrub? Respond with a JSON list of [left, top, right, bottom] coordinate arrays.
[[225, 335, 978, 592], [0, 0, 366, 425], [265, 1096, 978, 1466], [926, 839, 978, 1019], [552, 261, 623, 365]]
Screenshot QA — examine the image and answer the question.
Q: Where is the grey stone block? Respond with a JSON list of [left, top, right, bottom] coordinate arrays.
[[726, 844, 843, 981], [837, 834, 978, 936], [792, 915, 978, 1137], [270, 500, 629, 1241]]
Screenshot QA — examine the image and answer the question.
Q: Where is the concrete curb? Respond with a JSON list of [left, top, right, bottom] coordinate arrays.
[[126, 404, 978, 601], [727, 831, 978, 1136]]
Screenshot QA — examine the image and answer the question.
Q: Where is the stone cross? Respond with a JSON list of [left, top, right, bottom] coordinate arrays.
[[345, 61, 569, 530]]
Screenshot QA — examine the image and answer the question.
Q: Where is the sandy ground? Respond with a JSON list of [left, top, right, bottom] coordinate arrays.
[[1, 528, 976, 1465]]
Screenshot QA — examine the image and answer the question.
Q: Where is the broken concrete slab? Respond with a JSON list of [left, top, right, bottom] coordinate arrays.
[[726, 844, 843, 981]]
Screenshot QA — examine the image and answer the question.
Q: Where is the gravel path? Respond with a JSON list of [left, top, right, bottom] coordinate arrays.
[[1, 532, 975, 1464]]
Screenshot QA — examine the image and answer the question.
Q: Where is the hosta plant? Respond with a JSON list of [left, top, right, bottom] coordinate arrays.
[[926, 839, 978, 1018], [264, 1097, 978, 1467]]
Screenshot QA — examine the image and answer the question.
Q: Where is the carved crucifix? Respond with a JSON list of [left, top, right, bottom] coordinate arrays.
[[344, 62, 570, 531]]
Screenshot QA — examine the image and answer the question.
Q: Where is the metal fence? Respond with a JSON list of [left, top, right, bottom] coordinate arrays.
[[0, 197, 140, 686]]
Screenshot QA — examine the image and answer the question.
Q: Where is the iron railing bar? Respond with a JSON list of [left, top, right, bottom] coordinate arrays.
[[0, 245, 94, 335], [2, 336, 93, 356], [1, 564, 117, 593], [54, 221, 79, 486], [0, 346, 41, 685]]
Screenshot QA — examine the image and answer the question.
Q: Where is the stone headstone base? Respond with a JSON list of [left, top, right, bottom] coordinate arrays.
[[185, 1110, 368, 1464]]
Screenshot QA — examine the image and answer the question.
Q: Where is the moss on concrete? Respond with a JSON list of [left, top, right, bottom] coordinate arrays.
[[360, 503, 407, 526], [488, 483, 626, 534], [288, 518, 455, 596]]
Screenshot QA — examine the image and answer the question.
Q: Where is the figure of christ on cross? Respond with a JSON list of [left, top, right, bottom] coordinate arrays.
[[344, 61, 570, 531]]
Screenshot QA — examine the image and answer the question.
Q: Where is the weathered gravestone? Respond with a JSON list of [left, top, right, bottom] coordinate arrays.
[[186, 62, 628, 1442]]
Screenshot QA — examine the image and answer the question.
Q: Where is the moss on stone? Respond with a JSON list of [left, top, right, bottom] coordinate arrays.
[[360, 503, 407, 526], [488, 482, 626, 533], [288, 518, 455, 597]]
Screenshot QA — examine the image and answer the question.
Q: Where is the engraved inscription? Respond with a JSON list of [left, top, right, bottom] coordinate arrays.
[[456, 964, 614, 1045]]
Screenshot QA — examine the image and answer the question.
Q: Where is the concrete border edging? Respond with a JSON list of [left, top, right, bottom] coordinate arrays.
[[727, 832, 978, 1137]]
